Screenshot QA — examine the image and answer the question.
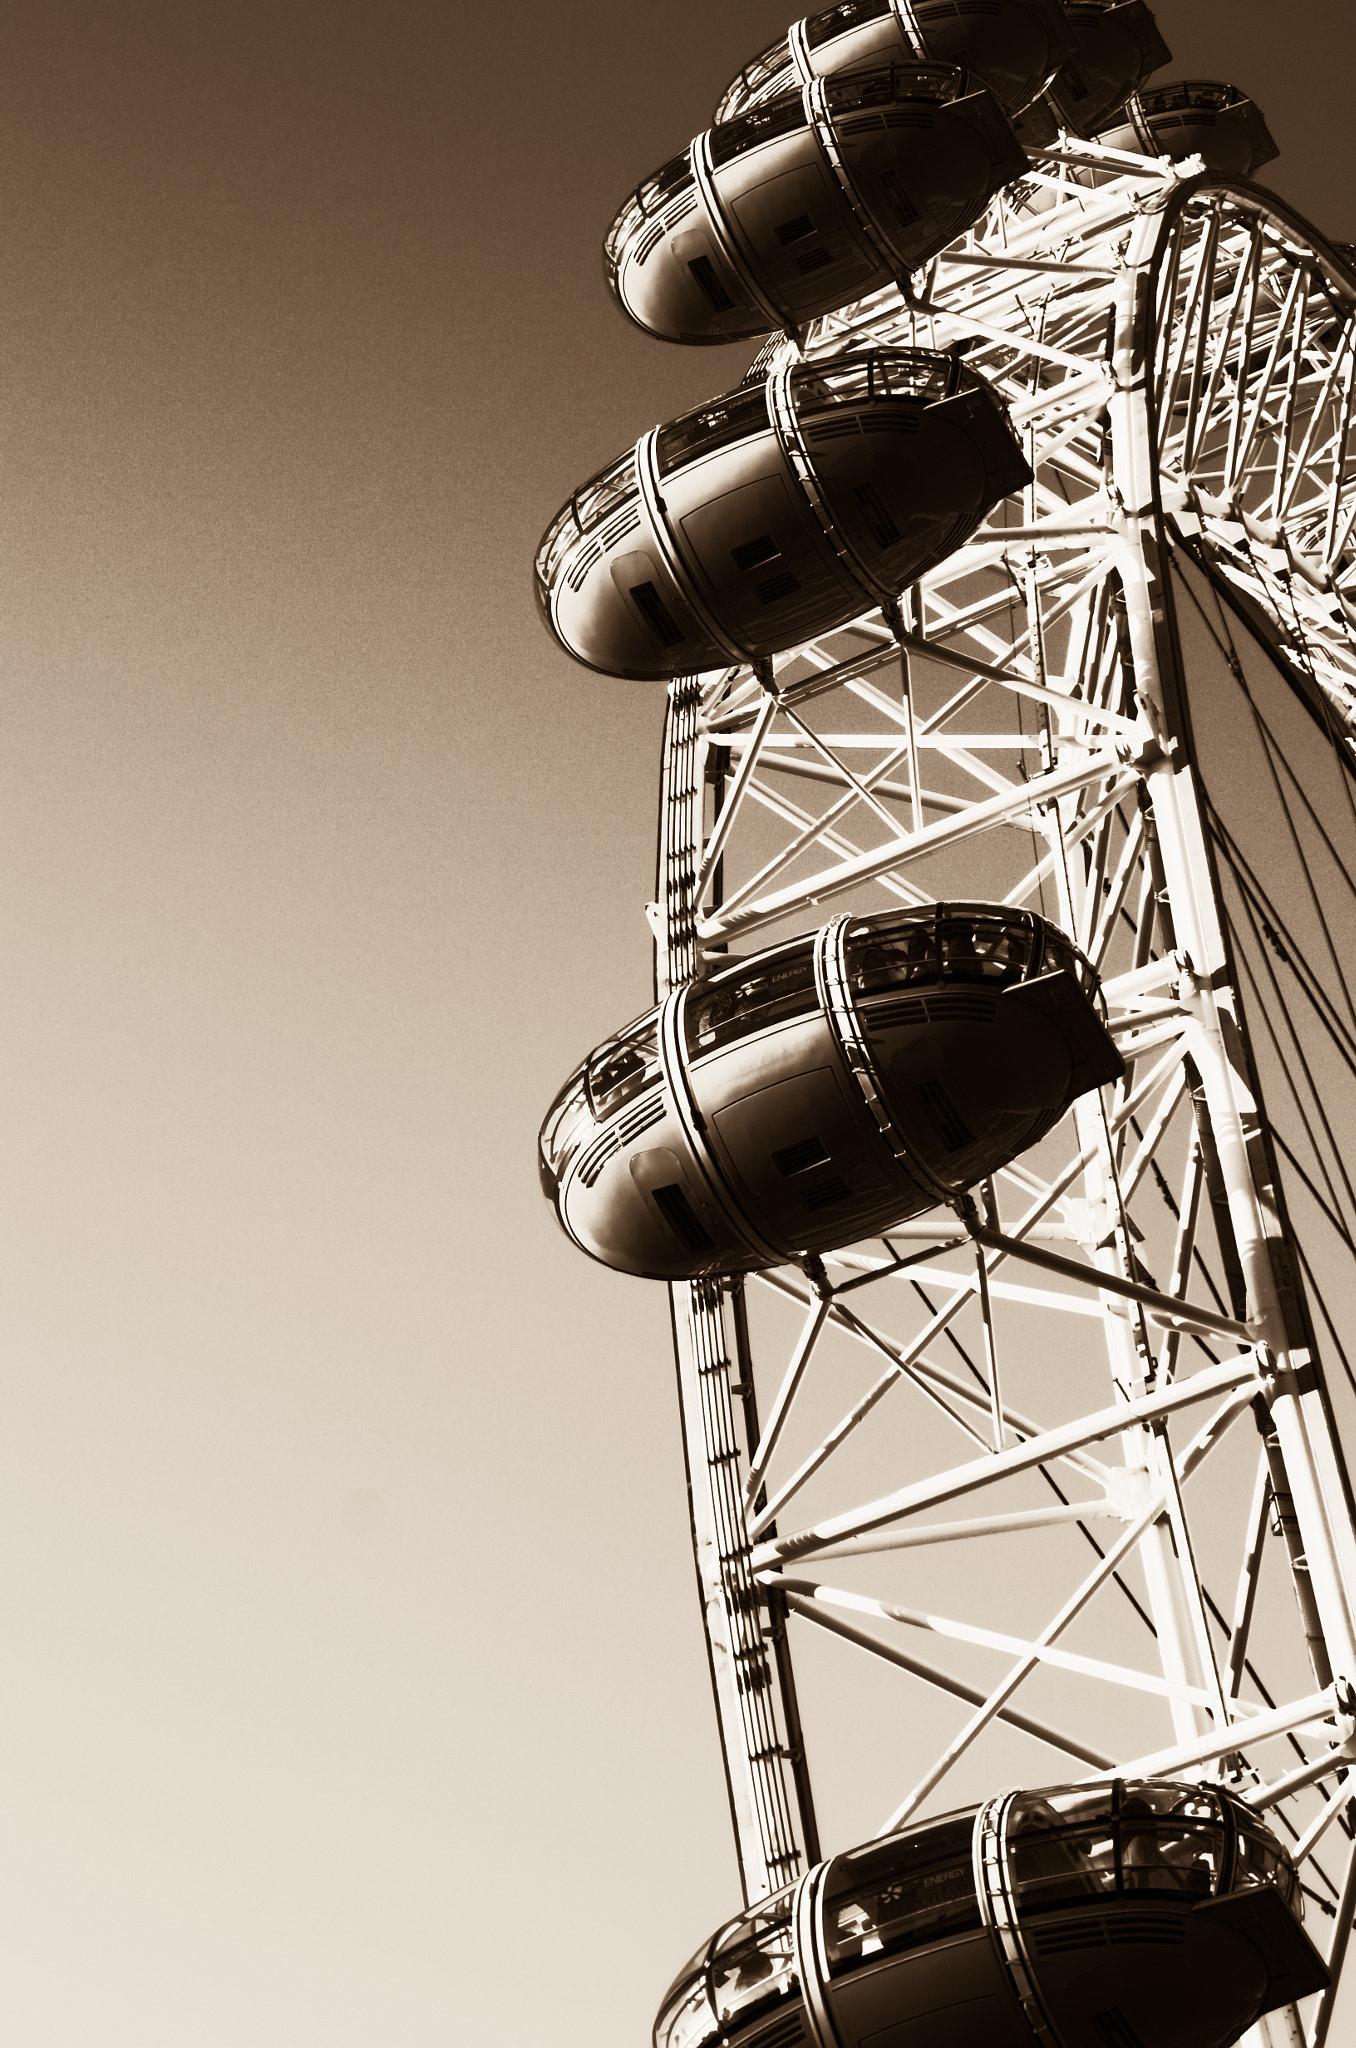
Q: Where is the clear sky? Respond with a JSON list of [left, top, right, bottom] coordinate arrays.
[[0, 2, 1349, 2044]]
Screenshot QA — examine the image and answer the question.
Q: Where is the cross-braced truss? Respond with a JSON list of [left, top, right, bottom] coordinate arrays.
[[653, 153, 1356, 2038]]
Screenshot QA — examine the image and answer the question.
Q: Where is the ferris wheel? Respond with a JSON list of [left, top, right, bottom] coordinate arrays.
[[534, 6, 1356, 2047]]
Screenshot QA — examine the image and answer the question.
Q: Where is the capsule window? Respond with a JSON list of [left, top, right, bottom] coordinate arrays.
[[709, 94, 809, 169], [684, 943, 819, 1058], [822, 1815, 981, 1974], [1038, 928, 1096, 993], [709, 1893, 799, 2030], [806, 0, 893, 48], [653, 1971, 718, 2048], [572, 450, 637, 537], [822, 61, 960, 113], [585, 1015, 662, 1119], [636, 149, 697, 218], [1008, 1790, 1120, 1910], [1006, 1782, 1229, 1914], [791, 349, 954, 416], [656, 386, 772, 478], [848, 914, 941, 995], [1234, 1825, 1297, 1905], [534, 502, 583, 605], [723, 37, 795, 113], [935, 913, 1034, 983], [539, 1070, 594, 1181]]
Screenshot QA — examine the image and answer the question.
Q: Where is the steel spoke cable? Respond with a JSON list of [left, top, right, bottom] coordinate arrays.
[[1202, 566, 1356, 924], [1223, 896, 1356, 1243], [1174, 554, 1356, 1037], [1208, 810, 1356, 1076], [1292, 1233, 1356, 1406]]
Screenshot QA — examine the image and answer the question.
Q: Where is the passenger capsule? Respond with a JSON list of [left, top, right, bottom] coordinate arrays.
[[605, 66, 1026, 349], [1096, 81, 1278, 179], [1013, 0, 1171, 146], [714, 0, 1079, 127], [655, 1781, 1329, 2048], [534, 351, 1030, 681], [539, 904, 1123, 1281]]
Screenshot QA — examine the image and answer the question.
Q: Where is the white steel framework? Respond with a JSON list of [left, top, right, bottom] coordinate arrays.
[[652, 158, 1356, 2045]]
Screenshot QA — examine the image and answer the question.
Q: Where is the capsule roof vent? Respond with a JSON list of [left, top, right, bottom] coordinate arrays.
[[757, 570, 801, 604], [801, 1176, 853, 1211]]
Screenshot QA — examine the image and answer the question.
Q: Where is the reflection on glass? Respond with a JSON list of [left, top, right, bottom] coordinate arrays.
[[653, 1971, 718, 2048], [709, 93, 808, 169], [846, 906, 1041, 996], [1236, 1826, 1297, 1906], [574, 451, 638, 536], [936, 914, 1035, 984], [1038, 928, 1096, 993], [823, 61, 958, 109], [792, 349, 956, 417], [535, 501, 583, 600], [540, 1067, 593, 1181], [637, 150, 698, 219], [1139, 81, 1243, 116], [586, 1013, 663, 1119], [1009, 1792, 1117, 1910], [1006, 1782, 1247, 1915], [656, 386, 772, 478], [685, 944, 819, 1057], [720, 37, 794, 116], [823, 1815, 981, 1973], [710, 1895, 799, 2029], [807, 0, 893, 47]]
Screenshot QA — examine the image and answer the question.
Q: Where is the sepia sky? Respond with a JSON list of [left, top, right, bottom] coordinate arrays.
[[0, 1, 1350, 2042]]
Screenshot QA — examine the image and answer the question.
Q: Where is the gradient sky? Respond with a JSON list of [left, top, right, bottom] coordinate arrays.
[[0, 2, 1347, 2043]]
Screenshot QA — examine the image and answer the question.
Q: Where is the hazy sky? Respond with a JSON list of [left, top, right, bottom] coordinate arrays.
[[0, 2, 1349, 2043]]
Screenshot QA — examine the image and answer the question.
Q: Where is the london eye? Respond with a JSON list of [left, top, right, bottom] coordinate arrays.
[[534, 6, 1356, 2043]]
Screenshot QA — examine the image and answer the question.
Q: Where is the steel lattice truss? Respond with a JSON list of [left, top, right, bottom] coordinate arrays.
[[653, 151, 1356, 2034]]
